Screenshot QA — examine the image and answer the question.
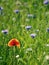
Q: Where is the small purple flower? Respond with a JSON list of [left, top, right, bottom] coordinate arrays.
[[46, 28, 49, 32], [14, 10, 19, 13], [30, 33, 36, 38], [43, 0, 49, 4], [1, 29, 8, 34], [25, 26, 32, 30], [0, 7, 3, 10]]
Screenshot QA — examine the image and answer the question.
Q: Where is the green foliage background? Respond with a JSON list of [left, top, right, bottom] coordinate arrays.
[[0, 0, 49, 65]]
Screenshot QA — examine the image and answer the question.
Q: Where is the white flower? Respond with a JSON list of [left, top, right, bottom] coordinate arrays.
[[45, 44, 49, 46], [12, 17, 16, 21], [27, 14, 33, 17], [26, 48, 32, 51], [0, 57, 2, 59], [27, 14, 36, 18], [25, 48, 32, 53], [46, 12, 49, 15], [45, 55, 49, 60], [16, 55, 19, 58]]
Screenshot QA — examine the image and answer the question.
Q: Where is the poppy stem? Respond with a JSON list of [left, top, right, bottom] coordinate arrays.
[[13, 46, 16, 65]]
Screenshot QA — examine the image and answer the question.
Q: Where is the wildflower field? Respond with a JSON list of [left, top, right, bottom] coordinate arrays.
[[0, 0, 49, 65]]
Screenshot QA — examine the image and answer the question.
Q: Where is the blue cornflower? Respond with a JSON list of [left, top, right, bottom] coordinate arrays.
[[0, 7, 3, 15], [0, 7, 3, 10], [25, 26, 32, 30], [30, 33, 36, 38], [1, 29, 8, 34], [43, 0, 49, 4], [46, 28, 49, 32], [14, 10, 19, 13]]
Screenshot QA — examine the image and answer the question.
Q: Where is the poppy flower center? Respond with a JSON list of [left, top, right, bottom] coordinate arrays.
[[12, 41, 16, 46]]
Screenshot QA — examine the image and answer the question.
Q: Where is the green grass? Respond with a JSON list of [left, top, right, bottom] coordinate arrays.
[[0, 0, 49, 65]]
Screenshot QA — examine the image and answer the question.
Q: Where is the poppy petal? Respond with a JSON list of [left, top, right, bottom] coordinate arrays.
[[8, 39, 20, 47]]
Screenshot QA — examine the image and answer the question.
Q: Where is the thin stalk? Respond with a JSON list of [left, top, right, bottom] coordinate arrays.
[[13, 46, 16, 65]]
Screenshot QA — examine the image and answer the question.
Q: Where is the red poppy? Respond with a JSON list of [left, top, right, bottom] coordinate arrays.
[[8, 38, 20, 48]]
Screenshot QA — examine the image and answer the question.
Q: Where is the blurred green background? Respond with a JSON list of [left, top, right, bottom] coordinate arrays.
[[0, 0, 49, 65]]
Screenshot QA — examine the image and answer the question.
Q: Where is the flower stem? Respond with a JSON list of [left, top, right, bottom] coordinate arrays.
[[13, 46, 15, 65]]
